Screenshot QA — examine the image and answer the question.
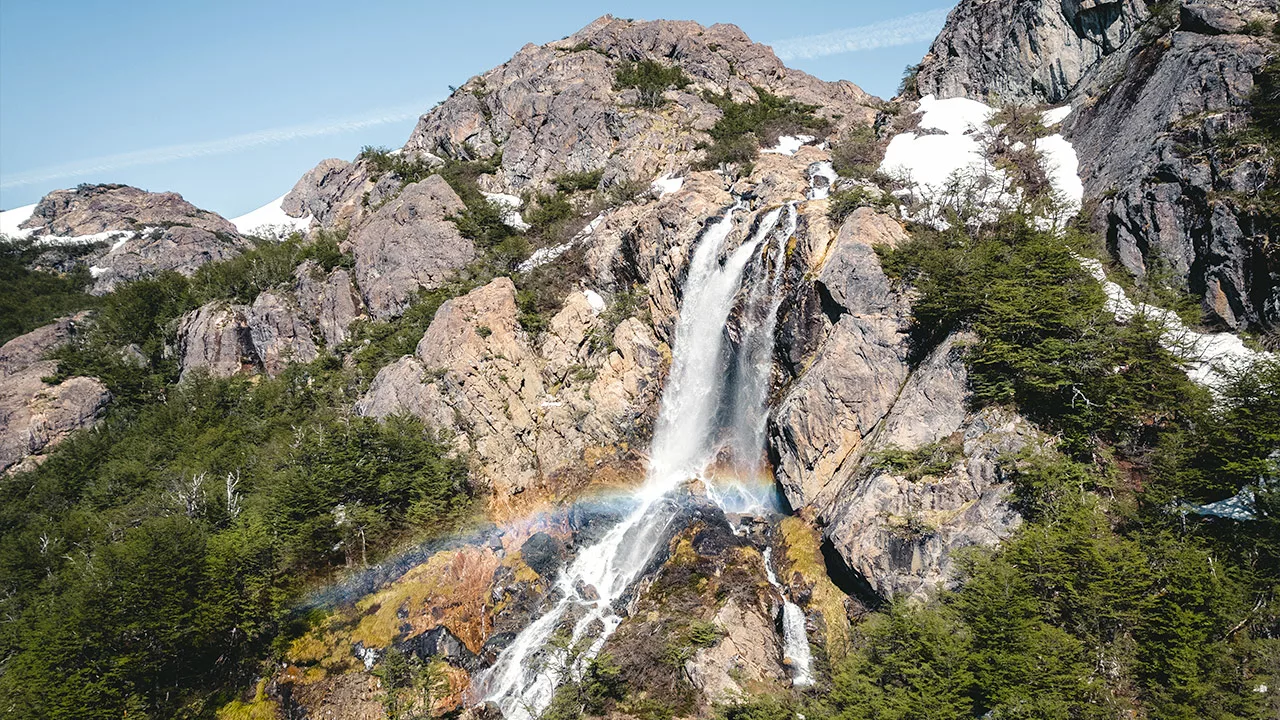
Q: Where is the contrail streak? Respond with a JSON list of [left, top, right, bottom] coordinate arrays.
[[770, 8, 951, 61], [0, 100, 435, 190]]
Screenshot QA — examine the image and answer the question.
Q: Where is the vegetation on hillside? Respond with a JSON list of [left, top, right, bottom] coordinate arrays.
[[614, 59, 690, 108], [0, 358, 472, 719], [0, 239, 101, 345], [714, 211, 1280, 720], [697, 88, 829, 170]]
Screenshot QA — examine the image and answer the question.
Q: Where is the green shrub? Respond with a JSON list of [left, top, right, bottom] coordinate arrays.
[[524, 190, 574, 231], [698, 88, 829, 169], [830, 123, 882, 178], [687, 619, 724, 647], [614, 59, 690, 108], [553, 168, 604, 193], [49, 271, 194, 406], [189, 235, 305, 305], [357, 145, 436, 186], [898, 63, 923, 99], [877, 214, 1208, 456], [870, 439, 962, 481], [0, 239, 100, 345], [827, 187, 892, 226]]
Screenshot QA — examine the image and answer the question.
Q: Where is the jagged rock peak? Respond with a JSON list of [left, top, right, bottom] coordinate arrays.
[[397, 15, 877, 192], [916, 0, 1150, 105], [22, 183, 239, 237]]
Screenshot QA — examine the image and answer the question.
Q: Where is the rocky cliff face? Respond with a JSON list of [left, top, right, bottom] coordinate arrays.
[[917, 0, 1279, 331], [0, 317, 110, 474], [917, 0, 1150, 104], [349, 175, 475, 319], [176, 260, 365, 379]]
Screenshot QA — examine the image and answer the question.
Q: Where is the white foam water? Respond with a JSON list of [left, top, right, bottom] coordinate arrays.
[[762, 546, 815, 687]]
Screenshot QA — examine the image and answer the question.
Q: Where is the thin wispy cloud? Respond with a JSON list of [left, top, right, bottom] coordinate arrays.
[[770, 8, 951, 61], [0, 101, 434, 190]]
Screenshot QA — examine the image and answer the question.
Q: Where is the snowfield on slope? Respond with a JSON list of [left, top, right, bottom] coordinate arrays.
[[878, 96, 1083, 228], [0, 204, 37, 239], [230, 194, 313, 237]]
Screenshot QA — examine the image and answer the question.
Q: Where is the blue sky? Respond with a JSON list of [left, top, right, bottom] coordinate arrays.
[[0, 1, 954, 217]]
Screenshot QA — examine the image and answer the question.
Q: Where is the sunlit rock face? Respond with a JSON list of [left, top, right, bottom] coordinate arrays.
[[0, 316, 110, 474], [11, 183, 249, 294]]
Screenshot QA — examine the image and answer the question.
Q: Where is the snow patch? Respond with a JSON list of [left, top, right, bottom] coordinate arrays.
[[1079, 257, 1265, 387], [1041, 105, 1073, 127], [36, 230, 135, 247], [762, 134, 817, 156], [483, 192, 531, 231], [0, 204, 36, 239], [583, 289, 606, 315], [231, 194, 313, 237], [517, 214, 605, 273], [651, 174, 685, 197], [915, 95, 995, 135], [880, 95, 1011, 227], [1035, 134, 1084, 223]]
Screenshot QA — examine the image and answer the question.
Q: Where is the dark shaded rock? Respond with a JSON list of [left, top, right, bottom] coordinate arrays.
[[916, 0, 1148, 104], [520, 532, 564, 578], [1069, 28, 1279, 329], [401, 625, 482, 672]]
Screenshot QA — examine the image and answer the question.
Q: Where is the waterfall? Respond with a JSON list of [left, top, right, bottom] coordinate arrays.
[[479, 202, 804, 717], [763, 547, 815, 688]]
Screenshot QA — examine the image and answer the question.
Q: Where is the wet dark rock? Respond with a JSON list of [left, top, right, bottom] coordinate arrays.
[[520, 532, 565, 578], [400, 625, 482, 672]]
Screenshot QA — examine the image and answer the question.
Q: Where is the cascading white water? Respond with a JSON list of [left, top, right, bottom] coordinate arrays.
[[762, 546, 815, 688], [728, 204, 795, 472], [481, 202, 798, 718], [708, 204, 796, 515]]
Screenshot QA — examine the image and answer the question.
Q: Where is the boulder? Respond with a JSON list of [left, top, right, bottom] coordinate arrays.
[[176, 303, 258, 380], [519, 532, 564, 578], [824, 408, 1032, 601], [293, 260, 366, 348], [0, 319, 110, 473], [349, 175, 475, 319], [247, 290, 319, 376]]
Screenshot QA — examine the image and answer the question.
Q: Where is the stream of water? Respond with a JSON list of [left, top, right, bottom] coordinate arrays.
[[478, 201, 808, 716]]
